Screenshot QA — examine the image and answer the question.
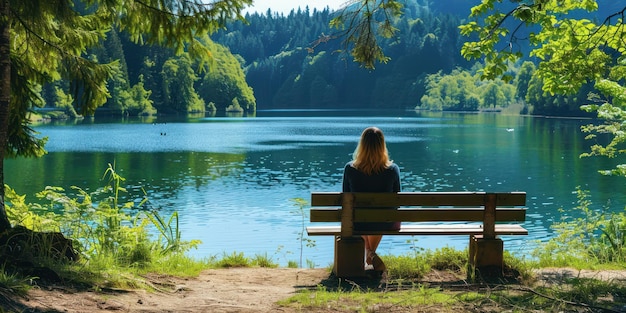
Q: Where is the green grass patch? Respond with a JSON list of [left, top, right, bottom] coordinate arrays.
[[215, 251, 250, 268], [0, 267, 32, 297], [279, 285, 457, 312], [251, 252, 280, 268]]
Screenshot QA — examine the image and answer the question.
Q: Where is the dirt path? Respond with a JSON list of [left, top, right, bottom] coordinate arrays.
[[4, 267, 626, 313], [9, 268, 329, 313]]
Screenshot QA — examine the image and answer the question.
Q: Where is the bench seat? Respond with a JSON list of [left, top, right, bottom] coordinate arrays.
[[307, 224, 528, 236]]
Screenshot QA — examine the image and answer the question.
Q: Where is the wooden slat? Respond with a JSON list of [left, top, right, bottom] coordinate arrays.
[[306, 224, 528, 236], [311, 192, 526, 207], [310, 208, 526, 222], [495, 192, 527, 206]]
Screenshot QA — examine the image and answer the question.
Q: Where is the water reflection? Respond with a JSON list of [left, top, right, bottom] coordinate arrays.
[[5, 112, 625, 266]]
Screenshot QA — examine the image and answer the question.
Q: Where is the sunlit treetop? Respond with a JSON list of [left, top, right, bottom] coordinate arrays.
[[459, 0, 625, 95]]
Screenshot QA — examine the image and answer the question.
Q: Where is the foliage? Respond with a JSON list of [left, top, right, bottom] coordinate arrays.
[[382, 246, 470, 279], [524, 71, 596, 116], [53, 87, 79, 118], [291, 198, 316, 268], [198, 38, 256, 113], [216, 251, 249, 268], [459, 0, 622, 89], [118, 75, 156, 116], [61, 30, 256, 116], [0, 265, 31, 296], [330, 0, 403, 69], [383, 252, 430, 279], [225, 98, 243, 113], [279, 285, 455, 311], [420, 67, 517, 111], [161, 55, 205, 113], [515, 61, 535, 102], [251, 253, 279, 268], [581, 79, 626, 176], [142, 253, 212, 277], [533, 188, 626, 266], [4, 164, 200, 270], [146, 210, 185, 255]]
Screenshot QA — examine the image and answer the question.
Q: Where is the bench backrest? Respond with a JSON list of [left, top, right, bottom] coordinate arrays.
[[310, 192, 526, 238]]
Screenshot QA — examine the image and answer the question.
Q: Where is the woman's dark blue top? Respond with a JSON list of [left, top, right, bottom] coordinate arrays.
[[342, 162, 401, 231]]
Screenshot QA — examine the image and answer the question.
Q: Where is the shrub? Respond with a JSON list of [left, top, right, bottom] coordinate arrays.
[[533, 187, 626, 267]]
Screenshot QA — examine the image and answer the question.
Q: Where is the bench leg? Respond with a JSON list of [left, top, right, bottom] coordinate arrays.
[[469, 235, 503, 279], [333, 236, 365, 278]]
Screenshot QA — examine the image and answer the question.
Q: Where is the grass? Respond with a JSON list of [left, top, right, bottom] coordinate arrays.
[[274, 250, 626, 313], [279, 284, 457, 311], [0, 267, 31, 297], [275, 240, 625, 312]]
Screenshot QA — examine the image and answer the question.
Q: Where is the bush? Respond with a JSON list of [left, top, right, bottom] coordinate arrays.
[[4, 164, 200, 274], [533, 187, 626, 267]]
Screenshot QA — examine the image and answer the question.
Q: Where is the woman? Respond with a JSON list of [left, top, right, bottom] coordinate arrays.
[[342, 126, 401, 272]]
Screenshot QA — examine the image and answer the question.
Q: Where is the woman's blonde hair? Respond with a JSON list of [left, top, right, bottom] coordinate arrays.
[[352, 127, 393, 175]]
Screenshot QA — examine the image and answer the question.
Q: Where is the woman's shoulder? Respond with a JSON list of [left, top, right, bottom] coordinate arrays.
[[386, 163, 400, 175], [387, 162, 400, 171]]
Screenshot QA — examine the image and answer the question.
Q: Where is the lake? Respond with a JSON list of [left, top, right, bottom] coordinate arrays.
[[5, 110, 625, 267]]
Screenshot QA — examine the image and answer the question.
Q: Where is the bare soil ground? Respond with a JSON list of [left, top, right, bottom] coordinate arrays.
[[2, 267, 626, 313]]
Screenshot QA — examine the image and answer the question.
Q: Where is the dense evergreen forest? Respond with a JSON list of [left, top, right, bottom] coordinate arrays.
[[213, 1, 469, 110], [38, 0, 619, 117]]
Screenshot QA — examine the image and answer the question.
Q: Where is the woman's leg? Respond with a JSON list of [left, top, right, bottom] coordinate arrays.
[[365, 235, 383, 253], [363, 235, 383, 264], [362, 235, 370, 264], [363, 235, 386, 271]]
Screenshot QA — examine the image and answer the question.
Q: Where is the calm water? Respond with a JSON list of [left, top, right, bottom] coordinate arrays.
[[5, 110, 625, 266]]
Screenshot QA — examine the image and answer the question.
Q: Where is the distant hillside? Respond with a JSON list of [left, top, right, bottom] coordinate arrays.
[[213, 0, 622, 110]]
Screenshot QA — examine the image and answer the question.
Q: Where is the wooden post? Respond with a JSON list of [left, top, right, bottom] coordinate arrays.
[[468, 193, 503, 280], [469, 235, 503, 277], [340, 193, 354, 237], [333, 193, 364, 277], [483, 193, 496, 239], [333, 236, 365, 277]]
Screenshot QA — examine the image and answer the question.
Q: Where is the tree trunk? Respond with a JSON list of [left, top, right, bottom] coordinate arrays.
[[0, 0, 13, 231]]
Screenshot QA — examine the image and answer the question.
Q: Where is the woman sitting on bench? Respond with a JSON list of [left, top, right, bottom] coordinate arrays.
[[342, 126, 401, 272]]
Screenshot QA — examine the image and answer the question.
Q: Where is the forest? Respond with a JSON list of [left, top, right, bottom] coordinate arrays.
[[34, 0, 619, 117]]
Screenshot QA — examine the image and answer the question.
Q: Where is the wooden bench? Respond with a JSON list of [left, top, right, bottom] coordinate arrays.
[[306, 192, 527, 278]]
